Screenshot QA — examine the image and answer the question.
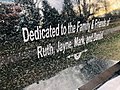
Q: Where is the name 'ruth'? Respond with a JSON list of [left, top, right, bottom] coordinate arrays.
[[37, 43, 55, 58]]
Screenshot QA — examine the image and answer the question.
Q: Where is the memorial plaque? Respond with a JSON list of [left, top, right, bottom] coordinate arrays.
[[0, 0, 120, 90]]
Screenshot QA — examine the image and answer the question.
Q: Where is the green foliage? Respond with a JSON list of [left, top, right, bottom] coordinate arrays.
[[61, 0, 76, 23], [42, 0, 60, 28]]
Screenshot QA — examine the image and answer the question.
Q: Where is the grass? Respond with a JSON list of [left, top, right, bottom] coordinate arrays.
[[88, 31, 120, 60]]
